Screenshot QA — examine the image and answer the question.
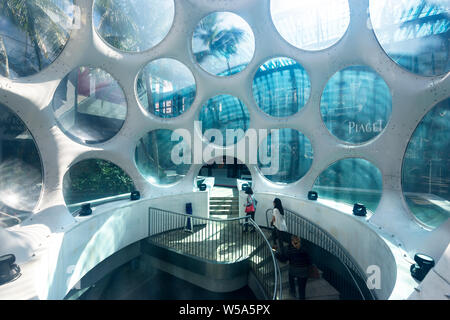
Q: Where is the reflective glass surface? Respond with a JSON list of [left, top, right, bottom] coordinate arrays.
[[252, 57, 310, 117], [320, 66, 392, 144], [312, 158, 383, 213], [51, 66, 127, 144], [135, 129, 191, 185], [258, 128, 313, 184], [370, 0, 450, 76], [402, 98, 450, 229], [270, 0, 350, 51], [63, 159, 135, 211], [136, 58, 196, 118], [0, 0, 74, 79], [192, 12, 255, 76], [0, 103, 42, 227], [93, 0, 174, 52], [199, 95, 250, 146]]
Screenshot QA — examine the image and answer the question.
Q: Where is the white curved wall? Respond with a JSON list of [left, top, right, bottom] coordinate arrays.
[[0, 0, 449, 299]]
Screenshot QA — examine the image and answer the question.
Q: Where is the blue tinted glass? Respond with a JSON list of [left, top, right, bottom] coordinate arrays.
[[192, 12, 255, 76], [320, 66, 392, 143], [0, 103, 42, 227], [135, 129, 191, 185], [93, 0, 174, 52], [258, 128, 313, 184], [370, 0, 450, 76], [270, 0, 350, 50], [199, 95, 250, 146], [63, 159, 135, 212], [313, 158, 383, 213], [51, 66, 127, 144], [402, 98, 450, 229], [252, 57, 311, 117], [0, 0, 74, 78], [136, 58, 196, 118]]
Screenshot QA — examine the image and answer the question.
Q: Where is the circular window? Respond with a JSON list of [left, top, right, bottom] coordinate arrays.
[[192, 12, 255, 76], [0, 103, 42, 227], [270, 0, 350, 51], [93, 0, 174, 52], [370, 0, 450, 76], [136, 58, 196, 118], [135, 129, 191, 185], [199, 95, 250, 147], [402, 98, 450, 229], [63, 159, 135, 212], [51, 66, 127, 144], [252, 57, 311, 117], [320, 66, 392, 144], [258, 128, 313, 184], [0, 0, 74, 79], [312, 158, 383, 213]]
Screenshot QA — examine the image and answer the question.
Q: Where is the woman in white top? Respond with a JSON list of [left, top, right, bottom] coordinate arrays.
[[271, 198, 288, 251]]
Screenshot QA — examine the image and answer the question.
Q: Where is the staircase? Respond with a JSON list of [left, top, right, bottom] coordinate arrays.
[[209, 187, 239, 217], [261, 229, 340, 300]]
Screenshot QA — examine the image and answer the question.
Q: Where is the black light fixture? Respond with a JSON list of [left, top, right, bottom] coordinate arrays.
[[0, 254, 21, 285], [410, 253, 435, 281], [197, 179, 207, 191], [130, 190, 140, 201], [242, 183, 249, 192], [352, 203, 367, 216], [79, 203, 92, 216], [308, 191, 318, 200]]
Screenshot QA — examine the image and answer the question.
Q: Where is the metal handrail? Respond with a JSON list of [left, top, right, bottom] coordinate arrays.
[[266, 208, 376, 300], [148, 207, 281, 300]]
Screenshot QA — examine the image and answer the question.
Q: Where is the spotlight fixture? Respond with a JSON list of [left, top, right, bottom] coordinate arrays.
[[353, 203, 367, 216], [308, 191, 318, 200], [79, 203, 92, 216], [410, 253, 435, 281], [0, 254, 21, 285], [197, 179, 207, 191], [130, 191, 140, 201]]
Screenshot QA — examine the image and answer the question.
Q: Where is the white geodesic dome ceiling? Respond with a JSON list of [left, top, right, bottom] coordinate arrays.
[[0, 0, 449, 253]]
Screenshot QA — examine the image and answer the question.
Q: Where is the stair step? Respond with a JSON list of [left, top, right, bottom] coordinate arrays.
[[210, 204, 239, 209], [210, 197, 239, 201], [210, 210, 239, 214]]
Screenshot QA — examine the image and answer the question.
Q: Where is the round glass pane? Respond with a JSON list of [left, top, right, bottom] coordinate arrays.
[[252, 57, 311, 117], [63, 159, 135, 212], [270, 0, 350, 51], [0, 103, 42, 227], [93, 0, 174, 52], [320, 66, 392, 144], [258, 128, 313, 184], [199, 95, 250, 146], [51, 66, 127, 144], [402, 98, 450, 229], [0, 0, 74, 79], [312, 158, 383, 213], [135, 129, 191, 185], [136, 58, 196, 118], [192, 12, 255, 76], [370, 0, 450, 76]]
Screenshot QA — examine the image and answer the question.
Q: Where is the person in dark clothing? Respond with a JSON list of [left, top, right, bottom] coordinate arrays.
[[285, 235, 310, 300], [243, 187, 256, 232]]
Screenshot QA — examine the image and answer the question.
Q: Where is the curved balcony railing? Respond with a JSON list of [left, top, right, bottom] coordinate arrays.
[[266, 208, 376, 300], [148, 207, 282, 300]]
